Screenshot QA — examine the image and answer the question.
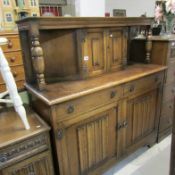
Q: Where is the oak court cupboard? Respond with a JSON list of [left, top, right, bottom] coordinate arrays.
[[16, 17, 167, 175]]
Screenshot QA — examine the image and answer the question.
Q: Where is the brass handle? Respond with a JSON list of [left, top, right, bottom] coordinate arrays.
[[13, 71, 17, 78], [10, 57, 16, 62], [117, 123, 123, 130], [8, 40, 13, 48], [129, 85, 135, 92], [110, 91, 116, 99], [67, 105, 74, 114], [122, 121, 128, 128]]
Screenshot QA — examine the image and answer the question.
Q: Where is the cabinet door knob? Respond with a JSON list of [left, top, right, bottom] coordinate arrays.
[[110, 91, 116, 99], [8, 40, 13, 48], [117, 123, 123, 130], [10, 57, 16, 62], [67, 105, 74, 114], [110, 34, 113, 38], [123, 121, 128, 128]]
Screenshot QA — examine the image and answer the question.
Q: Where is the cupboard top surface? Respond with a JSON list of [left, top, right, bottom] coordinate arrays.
[[26, 64, 166, 105], [0, 106, 50, 149], [16, 17, 153, 30]]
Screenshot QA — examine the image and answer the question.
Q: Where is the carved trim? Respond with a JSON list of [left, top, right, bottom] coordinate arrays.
[[0, 134, 48, 168]]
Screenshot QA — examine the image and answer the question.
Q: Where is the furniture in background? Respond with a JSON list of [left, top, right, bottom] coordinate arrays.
[[0, 106, 54, 175], [17, 17, 167, 175], [113, 9, 126, 17], [0, 36, 29, 130], [130, 35, 175, 141], [0, 31, 25, 93]]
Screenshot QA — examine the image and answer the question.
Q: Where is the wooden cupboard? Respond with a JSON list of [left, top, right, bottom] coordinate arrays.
[[16, 17, 167, 174]]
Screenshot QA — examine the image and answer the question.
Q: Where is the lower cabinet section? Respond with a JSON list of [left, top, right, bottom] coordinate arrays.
[[55, 88, 161, 175], [1, 151, 54, 175]]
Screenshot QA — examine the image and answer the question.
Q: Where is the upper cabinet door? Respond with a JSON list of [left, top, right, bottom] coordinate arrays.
[[107, 28, 128, 71], [77, 29, 106, 78]]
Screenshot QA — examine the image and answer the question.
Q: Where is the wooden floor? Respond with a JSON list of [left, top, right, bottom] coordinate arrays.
[[104, 135, 171, 175]]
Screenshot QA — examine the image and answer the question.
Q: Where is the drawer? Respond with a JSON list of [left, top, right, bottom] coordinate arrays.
[[124, 72, 164, 97], [55, 86, 123, 120], [163, 83, 175, 100], [159, 99, 174, 132], [0, 80, 25, 92], [1, 35, 21, 52], [4, 51, 23, 66], [0, 65, 25, 84], [0, 134, 49, 169]]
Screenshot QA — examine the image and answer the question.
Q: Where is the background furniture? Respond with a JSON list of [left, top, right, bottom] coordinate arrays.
[[130, 35, 175, 141], [0, 106, 54, 175], [17, 17, 167, 175], [0, 31, 25, 93]]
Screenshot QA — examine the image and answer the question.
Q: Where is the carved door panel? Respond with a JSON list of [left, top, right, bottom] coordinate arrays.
[[2, 151, 54, 175], [59, 107, 118, 175], [126, 90, 158, 147], [77, 29, 106, 77], [107, 28, 127, 71]]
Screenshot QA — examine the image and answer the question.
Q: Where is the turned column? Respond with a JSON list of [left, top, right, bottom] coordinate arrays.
[[145, 31, 152, 64], [30, 23, 46, 90]]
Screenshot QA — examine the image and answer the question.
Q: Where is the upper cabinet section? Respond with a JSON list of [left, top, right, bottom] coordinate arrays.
[[16, 17, 153, 90]]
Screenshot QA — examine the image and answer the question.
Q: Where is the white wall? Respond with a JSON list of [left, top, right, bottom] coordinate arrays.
[[76, 0, 105, 17], [105, 0, 155, 17]]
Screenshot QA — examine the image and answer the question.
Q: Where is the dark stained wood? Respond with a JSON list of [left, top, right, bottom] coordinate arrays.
[[16, 17, 153, 30], [17, 17, 153, 89], [16, 17, 168, 175]]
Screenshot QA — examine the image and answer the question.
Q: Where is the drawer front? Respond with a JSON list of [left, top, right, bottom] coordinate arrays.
[[1, 35, 21, 52], [159, 99, 174, 132], [163, 83, 175, 100], [0, 80, 24, 92], [0, 65, 25, 84], [124, 72, 164, 97], [56, 86, 123, 120], [4, 51, 23, 66], [0, 134, 50, 169]]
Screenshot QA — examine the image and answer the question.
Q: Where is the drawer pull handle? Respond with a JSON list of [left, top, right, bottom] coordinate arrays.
[[129, 85, 135, 92], [110, 91, 116, 99], [13, 71, 17, 78], [67, 105, 74, 114], [117, 123, 123, 130], [8, 40, 13, 48], [10, 57, 16, 62]]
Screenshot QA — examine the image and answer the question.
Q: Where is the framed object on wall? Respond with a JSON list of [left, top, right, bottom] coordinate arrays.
[[113, 9, 126, 17]]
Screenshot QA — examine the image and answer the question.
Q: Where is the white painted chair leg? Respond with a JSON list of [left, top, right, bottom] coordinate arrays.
[[0, 38, 30, 130]]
